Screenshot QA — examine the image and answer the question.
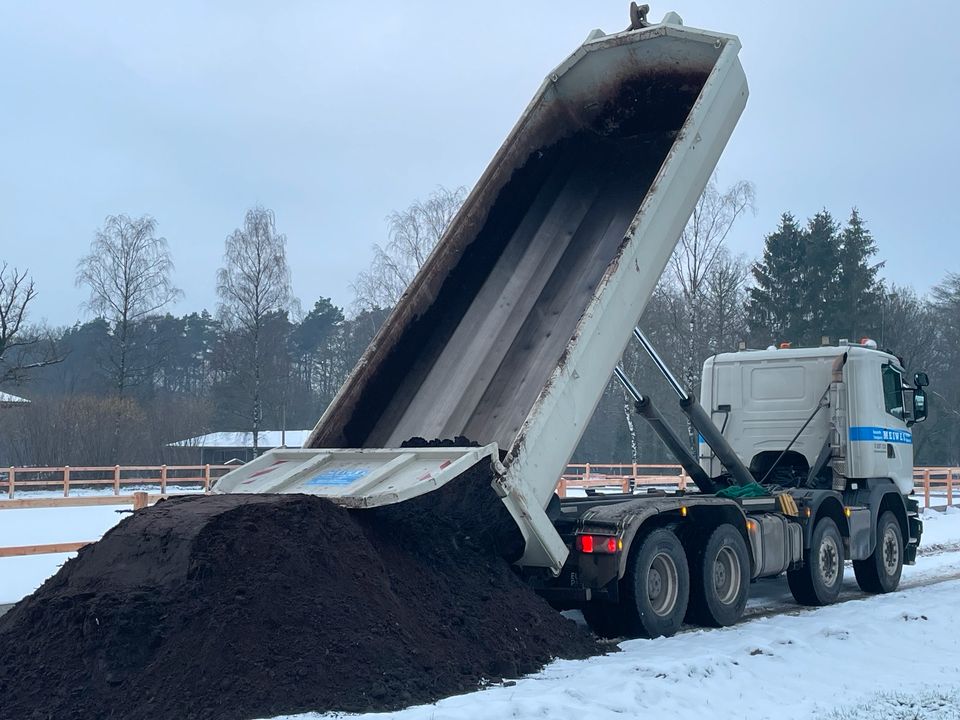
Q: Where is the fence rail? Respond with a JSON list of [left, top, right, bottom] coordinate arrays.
[[559, 463, 958, 510], [0, 463, 955, 559], [558, 463, 692, 497], [0, 464, 232, 500]]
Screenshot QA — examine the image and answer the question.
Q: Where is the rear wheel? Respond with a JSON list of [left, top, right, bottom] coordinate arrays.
[[620, 528, 689, 638], [853, 511, 903, 593], [788, 517, 844, 606], [687, 524, 749, 627]]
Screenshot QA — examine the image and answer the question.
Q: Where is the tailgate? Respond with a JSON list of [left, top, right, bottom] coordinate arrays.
[[211, 444, 499, 508]]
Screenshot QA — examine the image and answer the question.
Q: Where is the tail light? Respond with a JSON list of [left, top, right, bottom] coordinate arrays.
[[575, 534, 621, 554]]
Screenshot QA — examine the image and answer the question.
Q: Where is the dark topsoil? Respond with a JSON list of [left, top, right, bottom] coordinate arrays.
[[0, 466, 598, 720]]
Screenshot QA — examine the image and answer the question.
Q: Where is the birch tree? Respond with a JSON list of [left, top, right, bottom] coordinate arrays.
[[216, 206, 295, 455], [353, 186, 466, 311], [76, 214, 181, 396], [671, 174, 755, 395]]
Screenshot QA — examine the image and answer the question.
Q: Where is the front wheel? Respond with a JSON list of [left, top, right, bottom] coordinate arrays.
[[620, 528, 690, 638], [788, 516, 844, 606], [853, 511, 904, 593]]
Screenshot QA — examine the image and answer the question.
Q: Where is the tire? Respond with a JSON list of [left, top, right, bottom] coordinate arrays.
[[687, 524, 749, 627], [620, 528, 689, 638], [581, 603, 626, 639], [788, 516, 844, 606], [853, 511, 904, 594]]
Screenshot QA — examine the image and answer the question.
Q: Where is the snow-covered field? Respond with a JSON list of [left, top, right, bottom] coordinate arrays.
[[0, 505, 127, 603], [3, 506, 960, 719]]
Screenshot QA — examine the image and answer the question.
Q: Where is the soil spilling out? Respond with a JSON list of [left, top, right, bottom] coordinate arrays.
[[0, 473, 596, 720]]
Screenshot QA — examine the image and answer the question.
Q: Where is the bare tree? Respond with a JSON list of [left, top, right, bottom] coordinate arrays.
[[671, 174, 755, 379], [0, 263, 61, 386], [352, 185, 467, 311], [216, 206, 295, 455], [76, 214, 181, 395], [703, 249, 751, 353]]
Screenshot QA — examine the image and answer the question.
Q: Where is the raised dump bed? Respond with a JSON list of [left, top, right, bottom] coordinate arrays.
[[223, 12, 748, 573]]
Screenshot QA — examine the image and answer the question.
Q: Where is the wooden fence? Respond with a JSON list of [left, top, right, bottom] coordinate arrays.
[[558, 463, 691, 497], [559, 463, 958, 511], [915, 467, 959, 510], [0, 464, 232, 504], [0, 463, 955, 559]]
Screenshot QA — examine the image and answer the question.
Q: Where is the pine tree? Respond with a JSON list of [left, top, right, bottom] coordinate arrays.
[[834, 208, 884, 342], [747, 213, 807, 345], [802, 210, 841, 344]]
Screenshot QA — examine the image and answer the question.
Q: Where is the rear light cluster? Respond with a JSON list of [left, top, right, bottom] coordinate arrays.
[[575, 534, 621, 554]]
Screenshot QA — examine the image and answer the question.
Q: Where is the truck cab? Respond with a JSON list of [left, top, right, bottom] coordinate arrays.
[[700, 341, 929, 494]]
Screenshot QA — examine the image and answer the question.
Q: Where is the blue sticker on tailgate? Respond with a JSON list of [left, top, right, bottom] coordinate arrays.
[[306, 468, 369, 486]]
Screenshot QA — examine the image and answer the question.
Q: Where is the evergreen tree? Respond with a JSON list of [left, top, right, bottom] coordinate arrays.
[[747, 213, 807, 345], [292, 298, 347, 411], [834, 208, 884, 342], [802, 210, 841, 344]]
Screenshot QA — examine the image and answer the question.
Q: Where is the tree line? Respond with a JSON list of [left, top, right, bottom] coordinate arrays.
[[1, 181, 958, 467]]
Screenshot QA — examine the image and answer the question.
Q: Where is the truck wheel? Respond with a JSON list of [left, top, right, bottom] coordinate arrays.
[[853, 511, 903, 594], [621, 528, 689, 638], [687, 524, 749, 627], [788, 516, 844, 606], [581, 603, 625, 639]]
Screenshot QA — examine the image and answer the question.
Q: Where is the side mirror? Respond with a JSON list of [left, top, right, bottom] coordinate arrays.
[[903, 387, 928, 426], [915, 372, 929, 387], [902, 388, 916, 425], [914, 387, 928, 424]]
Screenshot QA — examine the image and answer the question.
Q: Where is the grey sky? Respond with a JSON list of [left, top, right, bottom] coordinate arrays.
[[2, 2, 957, 326]]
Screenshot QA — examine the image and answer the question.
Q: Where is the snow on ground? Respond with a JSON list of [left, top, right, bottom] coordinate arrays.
[[0, 484, 205, 602], [265, 507, 960, 720], [3, 504, 960, 718], [265, 579, 960, 720], [0, 505, 126, 602]]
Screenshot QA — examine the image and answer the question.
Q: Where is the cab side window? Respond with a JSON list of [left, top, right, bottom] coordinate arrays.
[[882, 364, 904, 418]]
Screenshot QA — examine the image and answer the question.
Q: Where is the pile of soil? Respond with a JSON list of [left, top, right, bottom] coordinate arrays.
[[0, 472, 597, 720]]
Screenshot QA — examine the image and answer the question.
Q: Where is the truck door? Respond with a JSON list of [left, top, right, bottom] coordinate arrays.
[[847, 356, 913, 492]]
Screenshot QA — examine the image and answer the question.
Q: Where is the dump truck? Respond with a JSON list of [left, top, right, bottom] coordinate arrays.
[[215, 5, 930, 638]]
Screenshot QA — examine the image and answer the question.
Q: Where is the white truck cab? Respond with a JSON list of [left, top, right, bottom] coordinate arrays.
[[700, 342, 929, 495]]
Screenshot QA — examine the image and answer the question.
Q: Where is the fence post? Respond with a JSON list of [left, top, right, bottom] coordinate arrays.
[[113, 465, 121, 495], [679, 471, 687, 492], [949, 468, 955, 508], [160, 465, 168, 495], [204, 464, 211, 492], [923, 469, 930, 509], [63, 466, 70, 498], [558, 478, 566, 499], [584, 463, 591, 483], [133, 491, 149, 511], [8, 467, 14, 500]]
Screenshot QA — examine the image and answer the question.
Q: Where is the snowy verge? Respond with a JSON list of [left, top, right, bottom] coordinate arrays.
[[261, 507, 960, 720], [265, 576, 960, 720]]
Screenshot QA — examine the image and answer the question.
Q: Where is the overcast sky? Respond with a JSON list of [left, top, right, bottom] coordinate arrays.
[[2, 1, 957, 326]]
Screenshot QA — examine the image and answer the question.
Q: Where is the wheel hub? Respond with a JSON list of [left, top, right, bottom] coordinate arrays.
[[648, 569, 662, 597], [882, 526, 900, 576], [819, 536, 839, 586], [713, 546, 740, 605], [647, 552, 679, 617]]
